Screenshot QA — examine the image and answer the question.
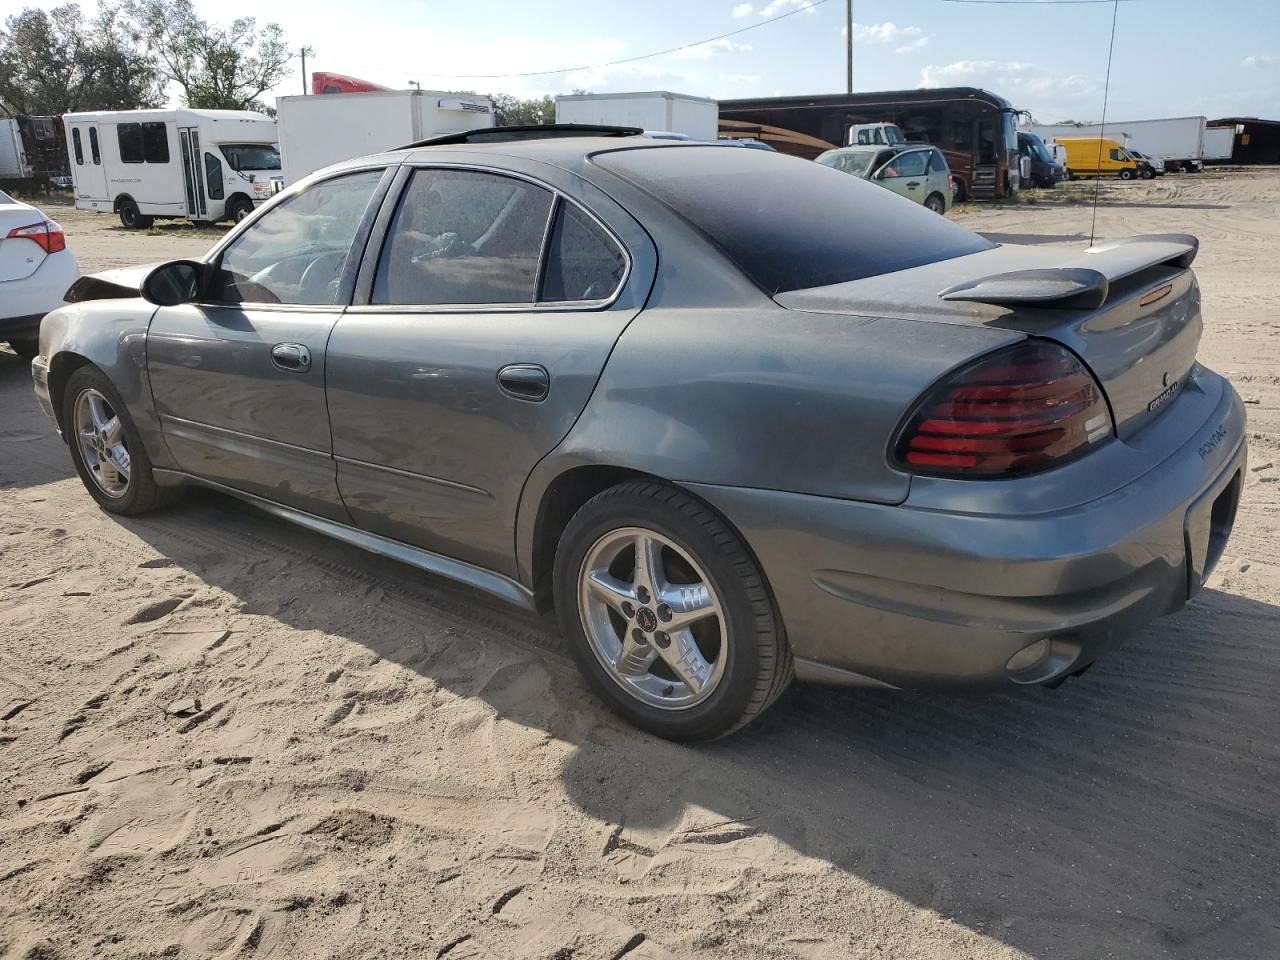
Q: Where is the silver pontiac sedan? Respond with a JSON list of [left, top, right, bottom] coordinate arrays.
[[31, 128, 1246, 740]]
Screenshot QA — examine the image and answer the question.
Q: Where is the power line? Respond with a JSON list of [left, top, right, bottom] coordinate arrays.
[[407, 0, 831, 79]]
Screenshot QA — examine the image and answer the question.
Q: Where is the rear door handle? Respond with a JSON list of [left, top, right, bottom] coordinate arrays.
[[497, 363, 549, 402], [271, 342, 311, 373]]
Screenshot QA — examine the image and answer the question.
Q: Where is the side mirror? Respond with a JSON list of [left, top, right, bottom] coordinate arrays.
[[141, 260, 204, 306]]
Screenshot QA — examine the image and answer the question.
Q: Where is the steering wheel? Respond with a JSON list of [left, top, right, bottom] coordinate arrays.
[[299, 252, 347, 304]]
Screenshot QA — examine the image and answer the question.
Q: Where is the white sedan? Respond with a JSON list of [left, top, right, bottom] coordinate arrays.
[[1, 190, 79, 359]]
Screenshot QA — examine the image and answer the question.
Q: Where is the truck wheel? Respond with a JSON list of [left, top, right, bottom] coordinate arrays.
[[952, 179, 967, 203], [118, 200, 153, 230], [1142, 168, 1155, 179], [554, 480, 792, 741], [226, 196, 254, 223], [1119, 169, 1135, 181]]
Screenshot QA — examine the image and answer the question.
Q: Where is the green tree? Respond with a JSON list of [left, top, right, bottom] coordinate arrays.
[[492, 93, 556, 126], [0, 3, 163, 115], [126, 0, 291, 113]]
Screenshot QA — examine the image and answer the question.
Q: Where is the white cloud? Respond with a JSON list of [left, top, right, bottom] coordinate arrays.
[[669, 38, 753, 60], [561, 60, 695, 93], [722, 73, 762, 85], [760, 0, 818, 16], [1240, 54, 1278, 69], [919, 60, 1101, 120], [843, 21, 924, 44], [895, 37, 930, 55], [731, 3, 754, 16]]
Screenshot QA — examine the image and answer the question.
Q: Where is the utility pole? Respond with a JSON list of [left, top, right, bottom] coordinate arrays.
[[300, 46, 314, 94], [845, 0, 853, 94]]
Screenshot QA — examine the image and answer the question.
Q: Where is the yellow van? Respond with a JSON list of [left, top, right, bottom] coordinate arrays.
[[1056, 137, 1141, 180]]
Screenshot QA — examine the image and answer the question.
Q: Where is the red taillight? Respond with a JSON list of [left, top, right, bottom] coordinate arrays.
[[6, 219, 66, 254], [893, 340, 1113, 478]]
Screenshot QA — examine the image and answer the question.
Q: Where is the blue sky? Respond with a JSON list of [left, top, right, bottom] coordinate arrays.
[[7, 0, 1278, 121]]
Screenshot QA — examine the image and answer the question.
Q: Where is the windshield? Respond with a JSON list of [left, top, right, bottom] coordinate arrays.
[[596, 145, 993, 295], [219, 143, 281, 172], [1027, 136, 1053, 163], [815, 150, 880, 179]]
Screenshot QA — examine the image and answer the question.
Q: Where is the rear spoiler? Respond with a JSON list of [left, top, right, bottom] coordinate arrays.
[[938, 234, 1198, 309]]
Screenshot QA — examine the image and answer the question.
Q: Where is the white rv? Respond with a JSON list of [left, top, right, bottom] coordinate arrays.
[[63, 109, 282, 228], [275, 90, 494, 185]]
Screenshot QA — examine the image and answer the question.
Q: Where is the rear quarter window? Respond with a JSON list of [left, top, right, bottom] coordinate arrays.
[[594, 145, 991, 294]]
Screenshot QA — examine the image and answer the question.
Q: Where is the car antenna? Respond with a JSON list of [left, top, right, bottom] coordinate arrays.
[[1090, 0, 1122, 247]]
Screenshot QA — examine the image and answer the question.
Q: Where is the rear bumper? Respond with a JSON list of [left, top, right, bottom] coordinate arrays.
[[686, 370, 1247, 690], [0, 250, 78, 329]]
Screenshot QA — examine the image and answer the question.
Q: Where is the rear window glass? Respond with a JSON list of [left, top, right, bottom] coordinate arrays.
[[594, 145, 992, 294]]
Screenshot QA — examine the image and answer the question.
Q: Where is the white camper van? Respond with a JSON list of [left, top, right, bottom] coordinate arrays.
[[63, 109, 282, 228]]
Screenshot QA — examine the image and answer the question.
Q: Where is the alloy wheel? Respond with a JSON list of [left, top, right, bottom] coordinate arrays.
[[577, 526, 727, 710], [74, 387, 131, 498]]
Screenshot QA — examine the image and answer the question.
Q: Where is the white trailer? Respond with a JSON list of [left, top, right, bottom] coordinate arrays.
[[276, 90, 494, 185], [63, 109, 281, 228], [1202, 125, 1235, 162], [1023, 117, 1209, 172], [0, 119, 34, 183], [555, 91, 719, 141]]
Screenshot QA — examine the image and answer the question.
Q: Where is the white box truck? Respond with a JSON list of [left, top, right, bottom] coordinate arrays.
[[63, 108, 281, 228], [555, 91, 718, 141], [1202, 125, 1235, 163], [1024, 117, 1210, 172], [276, 90, 494, 185], [0, 119, 34, 184]]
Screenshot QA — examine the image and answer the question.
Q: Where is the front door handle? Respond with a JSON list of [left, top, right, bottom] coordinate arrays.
[[907, 181, 921, 189], [271, 342, 311, 373], [497, 363, 549, 402]]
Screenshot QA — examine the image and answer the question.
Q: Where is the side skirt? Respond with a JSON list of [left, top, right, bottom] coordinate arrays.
[[153, 469, 538, 612]]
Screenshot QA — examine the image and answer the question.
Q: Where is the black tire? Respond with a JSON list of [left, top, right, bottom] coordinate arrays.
[[62, 365, 181, 516], [1119, 168, 1135, 181], [118, 200, 153, 230], [924, 192, 946, 214], [226, 196, 254, 223], [6, 336, 38, 360], [554, 480, 792, 741], [952, 178, 967, 203], [1141, 168, 1155, 180]]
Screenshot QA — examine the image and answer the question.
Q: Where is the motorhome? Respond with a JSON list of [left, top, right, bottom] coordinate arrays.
[[63, 109, 281, 228], [719, 87, 1023, 200]]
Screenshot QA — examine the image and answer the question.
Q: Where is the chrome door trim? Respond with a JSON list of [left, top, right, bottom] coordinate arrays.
[[333, 454, 494, 499], [152, 469, 537, 611]]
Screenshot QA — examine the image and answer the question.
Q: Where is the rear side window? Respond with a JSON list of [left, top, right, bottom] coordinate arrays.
[[929, 150, 948, 173], [89, 127, 100, 164], [540, 202, 626, 302], [72, 128, 83, 165], [595, 146, 991, 294], [373, 169, 553, 305]]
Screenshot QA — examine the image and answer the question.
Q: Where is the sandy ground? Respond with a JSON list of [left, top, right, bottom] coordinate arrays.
[[1, 173, 1278, 960]]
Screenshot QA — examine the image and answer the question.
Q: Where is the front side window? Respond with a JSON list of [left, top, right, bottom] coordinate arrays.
[[882, 151, 928, 178], [220, 143, 281, 172], [89, 127, 100, 164], [210, 168, 384, 306], [118, 123, 144, 163], [373, 169, 553, 306], [540, 202, 626, 302], [72, 128, 83, 165], [142, 122, 169, 163], [205, 153, 224, 200]]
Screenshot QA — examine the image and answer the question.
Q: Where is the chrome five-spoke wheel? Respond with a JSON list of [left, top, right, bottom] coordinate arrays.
[[578, 527, 727, 710], [74, 387, 131, 498]]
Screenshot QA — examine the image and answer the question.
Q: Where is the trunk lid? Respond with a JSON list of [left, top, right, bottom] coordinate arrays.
[[0, 197, 47, 283], [776, 235, 1203, 440]]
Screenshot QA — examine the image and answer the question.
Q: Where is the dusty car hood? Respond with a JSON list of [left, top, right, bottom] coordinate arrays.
[[64, 263, 162, 303]]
